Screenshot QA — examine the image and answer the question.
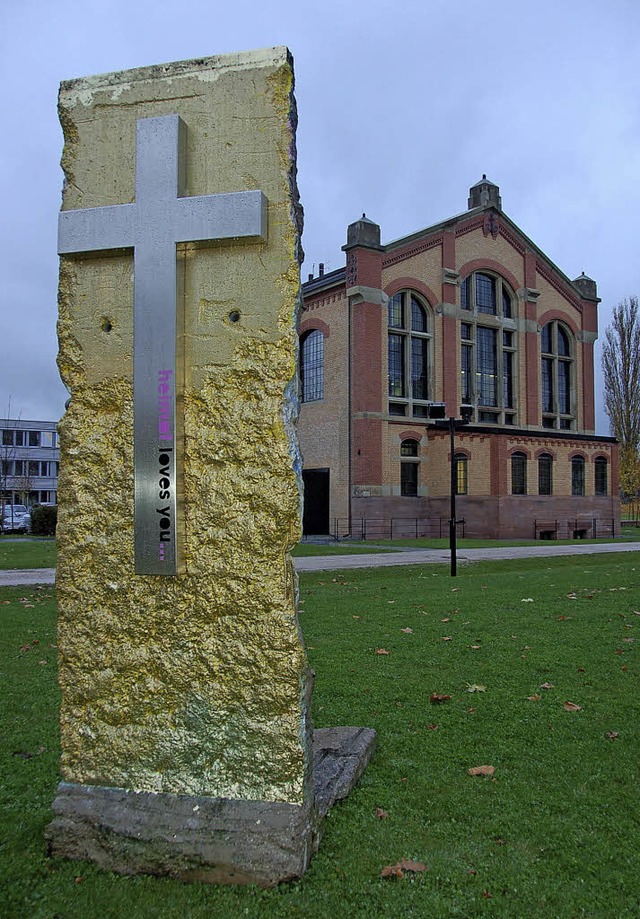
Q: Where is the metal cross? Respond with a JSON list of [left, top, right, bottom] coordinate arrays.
[[58, 115, 268, 576]]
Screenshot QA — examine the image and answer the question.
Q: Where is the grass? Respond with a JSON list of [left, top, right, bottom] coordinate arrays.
[[1, 553, 640, 917], [0, 538, 56, 570], [292, 543, 392, 557]]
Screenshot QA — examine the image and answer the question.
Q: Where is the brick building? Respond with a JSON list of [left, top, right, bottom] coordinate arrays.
[[299, 177, 619, 539]]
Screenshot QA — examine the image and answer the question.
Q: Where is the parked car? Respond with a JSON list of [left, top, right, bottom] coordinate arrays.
[[2, 504, 31, 532]]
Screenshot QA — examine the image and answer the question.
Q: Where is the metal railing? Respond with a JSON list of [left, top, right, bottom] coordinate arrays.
[[331, 517, 465, 541]]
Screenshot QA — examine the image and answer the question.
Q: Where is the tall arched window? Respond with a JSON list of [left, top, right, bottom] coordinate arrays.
[[511, 452, 527, 495], [541, 321, 574, 430], [459, 271, 516, 425], [400, 438, 419, 496], [571, 455, 585, 496], [388, 292, 432, 418], [538, 453, 553, 496], [454, 453, 468, 495], [595, 456, 608, 496], [300, 329, 324, 402]]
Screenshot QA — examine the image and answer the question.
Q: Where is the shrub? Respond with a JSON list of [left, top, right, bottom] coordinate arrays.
[[30, 505, 57, 537]]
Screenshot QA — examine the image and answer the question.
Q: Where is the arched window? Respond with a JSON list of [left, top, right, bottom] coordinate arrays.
[[400, 438, 419, 496], [541, 321, 574, 430], [460, 271, 513, 318], [454, 453, 468, 495], [571, 455, 585, 496], [459, 272, 516, 425], [538, 453, 553, 496], [300, 329, 324, 402], [511, 452, 527, 495], [388, 292, 432, 418], [595, 456, 608, 496]]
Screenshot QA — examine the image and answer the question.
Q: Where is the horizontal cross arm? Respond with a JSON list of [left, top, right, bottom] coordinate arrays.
[[174, 190, 267, 244], [58, 202, 137, 255]]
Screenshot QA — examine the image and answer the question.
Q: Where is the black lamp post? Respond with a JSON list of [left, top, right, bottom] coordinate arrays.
[[429, 404, 473, 577]]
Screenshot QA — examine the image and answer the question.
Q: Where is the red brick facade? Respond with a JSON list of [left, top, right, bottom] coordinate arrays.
[[298, 180, 619, 539]]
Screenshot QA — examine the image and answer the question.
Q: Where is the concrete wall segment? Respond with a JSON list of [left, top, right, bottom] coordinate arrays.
[[56, 49, 311, 804]]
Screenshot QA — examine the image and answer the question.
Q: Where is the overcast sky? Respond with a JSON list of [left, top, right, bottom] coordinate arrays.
[[1, 0, 638, 434]]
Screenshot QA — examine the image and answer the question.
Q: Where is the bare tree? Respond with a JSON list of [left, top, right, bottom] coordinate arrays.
[[602, 297, 640, 499]]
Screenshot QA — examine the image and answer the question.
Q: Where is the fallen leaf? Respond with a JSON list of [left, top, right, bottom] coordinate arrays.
[[482, 891, 493, 899], [375, 648, 390, 655], [426, 723, 439, 731], [441, 617, 451, 622], [429, 693, 452, 704], [400, 627, 413, 634], [467, 707, 476, 714], [540, 682, 555, 690], [527, 693, 542, 702], [380, 858, 428, 879], [442, 636, 453, 642], [469, 644, 481, 650], [558, 616, 572, 621], [623, 637, 635, 643], [451, 588, 460, 592], [563, 701, 582, 712], [466, 684, 487, 693], [605, 731, 619, 741], [375, 808, 389, 819], [468, 765, 495, 777]]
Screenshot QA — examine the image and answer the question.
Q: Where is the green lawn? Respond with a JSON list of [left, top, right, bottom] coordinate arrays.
[[2, 553, 640, 917], [0, 538, 56, 570]]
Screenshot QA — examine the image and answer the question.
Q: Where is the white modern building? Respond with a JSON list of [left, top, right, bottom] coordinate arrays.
[[0, 419, 59, 507]]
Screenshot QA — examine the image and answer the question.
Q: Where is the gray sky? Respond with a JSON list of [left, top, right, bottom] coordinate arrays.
[[1, 0, 638, 434]]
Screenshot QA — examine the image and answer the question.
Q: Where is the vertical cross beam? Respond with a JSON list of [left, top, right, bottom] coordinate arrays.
[[58, 115, 268, 575]]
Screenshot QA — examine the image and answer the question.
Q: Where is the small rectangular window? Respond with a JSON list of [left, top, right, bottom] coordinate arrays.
[[28, 431, 40, 447]]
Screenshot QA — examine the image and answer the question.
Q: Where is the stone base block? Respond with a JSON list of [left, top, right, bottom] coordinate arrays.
[[46, 727, 376, 886]]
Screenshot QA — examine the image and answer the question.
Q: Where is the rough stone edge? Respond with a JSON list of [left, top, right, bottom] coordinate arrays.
[[46, 726, 376, 886]]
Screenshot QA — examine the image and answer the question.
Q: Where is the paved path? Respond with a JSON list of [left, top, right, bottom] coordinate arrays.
[[2, 542, 640, 585], [295, 541, 640, 571]]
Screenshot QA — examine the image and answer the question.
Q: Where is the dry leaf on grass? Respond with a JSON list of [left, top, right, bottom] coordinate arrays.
[[563, 701, 582, 712], [527, 693, 542, 702], [468, 765, 495, 777], [466, 684, 486, 693], [605, 731, 620, 741], [429, 693, 452, 704], [400, 627, 413, 634], [375, 808, 389, 819], [540, 682, 555, 690], [375, 648, 390, 655], [380, 858, 428, 879], [442, 636, 453, 642]]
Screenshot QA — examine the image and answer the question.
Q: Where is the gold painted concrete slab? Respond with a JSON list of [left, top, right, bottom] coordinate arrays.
[[56, 48, 311, 804]]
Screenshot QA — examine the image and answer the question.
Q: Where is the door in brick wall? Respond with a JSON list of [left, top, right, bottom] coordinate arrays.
[[302, 468, 330, 535]]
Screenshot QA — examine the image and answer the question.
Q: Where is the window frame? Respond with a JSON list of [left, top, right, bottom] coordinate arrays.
[[541, 320, 575, 430], [459, 271, 517, 425], [511, 451, 528, 495], [594, 456, 608, 496], [300, 328, 325, 403], [400, 438, 420, 496], [571, 455, 585, 496], [538, 453, 553, 496], [454, 453, 468, 495], [388, 291, 433, 419]]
